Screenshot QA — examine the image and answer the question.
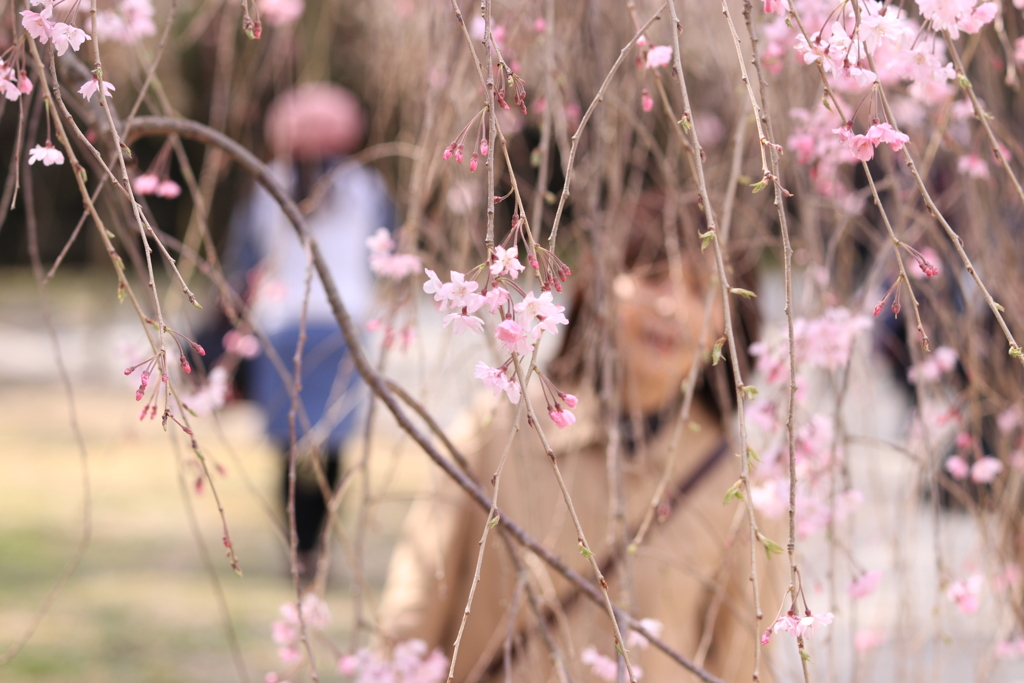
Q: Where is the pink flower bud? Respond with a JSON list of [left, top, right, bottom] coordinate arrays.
[[124, 367, 134, 375], [442, 144, 454, 161], [560, 393, 579, 408], [454, 144, 464, 164], [891, 301, 900, 316], [873, 301, 884, 316], [191, 342, 206, 356], [480, 139, 489, 156], [135, 387, 145, 401], [641, 89, 653, 113], [469, 153, 479, 172], [140, 371, 150, 387], [180, 356, 191, 373]]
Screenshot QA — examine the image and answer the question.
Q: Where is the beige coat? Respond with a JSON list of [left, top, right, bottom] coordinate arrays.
[[379, 391, 783, 682]]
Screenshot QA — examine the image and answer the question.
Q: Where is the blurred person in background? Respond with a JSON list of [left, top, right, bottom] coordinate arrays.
[[225, 82, 393, 581], [377, 191, 778, 682]]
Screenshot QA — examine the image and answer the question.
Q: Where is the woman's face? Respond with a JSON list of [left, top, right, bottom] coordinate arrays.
[[613, 262, 719, 413]]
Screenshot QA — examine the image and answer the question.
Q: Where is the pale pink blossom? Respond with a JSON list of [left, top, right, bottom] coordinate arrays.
[[50, 22, 90, 56], [260, 0, 305, 26], [423, 269, 445, 306], [947, 574, 983, 614], [907, 346, 958, 384], [549, 406, 575, 428], [795, 611, 834, 638], [946, 455, 970, 480], [439, 270, 480, 309], [865, 122, 909, 152], [365, 227, 394, 255], [971, 456, 1003, 484], [957, 154, 990, 179], [483, 286, 511, 314], [997, 406, 1022, 435], [996, 637, 1024, 660], [848, 134, 875, 161], [132, 172, 160, 195], [78, 77, 116, 102], [515, 291, 568, 339], [581, 646, 640, 681], [223, 330, 261, 359], [561, 393, 578, 409], [474, 362, 520, 404], [849, 570, 883, 599], [763, 0, 786, 15], [490, 245, 525, 279], [495, 319, 534, 356], [27, 143, 65, 166], [21, 9, 53, 43], [854, 630, 887, 652], [626, 618, 663, 650], [181, 366, 230, 416], [641, 89, 653, 112], [645, 45, 673, 69], [155, 179, 182, 199], [442, 312, 484, 335]]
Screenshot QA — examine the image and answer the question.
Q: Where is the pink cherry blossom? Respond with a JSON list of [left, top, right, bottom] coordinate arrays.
[[945, 455, 970, 480], [439, 270, 480, 309], [442, 312, 484, 335], [560, 393, 578, 409], [848, 134, 875, 161], [78, 77, 116, 102], [549, 406, 576, 428], [423, 268, 446, 306], [854, 630, 887, 652], [490, 245, 525, 279], [365, 227, 394, 254], [641, 88, 653, 112], [495, 319, 534, 356], [957, 154, 989, 179], [515, 290, 568, 339], [970, 456, 1003, 484], [132, 172, 160, 195], [865, 122, 909, 152], [795, 611, 834, 638], [474, 362, 520, 404], [645, 45, 673, 69], [947, 574, 983, 614], [27, 143, 65, 166], [848, 570, 883, 599], [483, 286, 511, 314], [997, 406, 1022, 435], [21, 9, 53, 43], [763, 0, 785, 15], [625, 618, 663, 650], [50, 22, 91, 56], [155, 179, 182, 199], [907, 346, 958, 384], [260, 0, 305, 26]]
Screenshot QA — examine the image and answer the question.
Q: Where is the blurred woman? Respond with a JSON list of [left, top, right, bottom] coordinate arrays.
[[378, 192, 776, 682]]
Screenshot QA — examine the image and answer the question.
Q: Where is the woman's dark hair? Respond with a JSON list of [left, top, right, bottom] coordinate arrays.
[[548, 189, 760, 420]]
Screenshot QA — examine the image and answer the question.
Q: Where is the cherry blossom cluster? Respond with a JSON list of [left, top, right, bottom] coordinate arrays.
[[92, 0, 157, 45], [269, 594, 332, 667], [747, 308, 872, 537], [132, 141, 182, 199], [423, 239, 577, 428], [766, 0, 1007, 209], [0, 58, 33, 102], [123, 324, 205, 432], [20, 3, 91, 58], [761, 609, 834, 645], [336, 639, 448, 683], [634, 36, 673, 112], [367, 228, 422, 279], [579, 618, 662, 682]]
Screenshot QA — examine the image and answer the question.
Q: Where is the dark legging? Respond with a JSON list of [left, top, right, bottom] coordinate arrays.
[[281, 453, 341, 552]]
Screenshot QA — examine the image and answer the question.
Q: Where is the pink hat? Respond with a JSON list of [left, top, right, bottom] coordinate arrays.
[[264, 83, 366, 160]]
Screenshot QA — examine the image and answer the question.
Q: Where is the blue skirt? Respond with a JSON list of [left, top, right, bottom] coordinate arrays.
[[250, 324, 363, 452]]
